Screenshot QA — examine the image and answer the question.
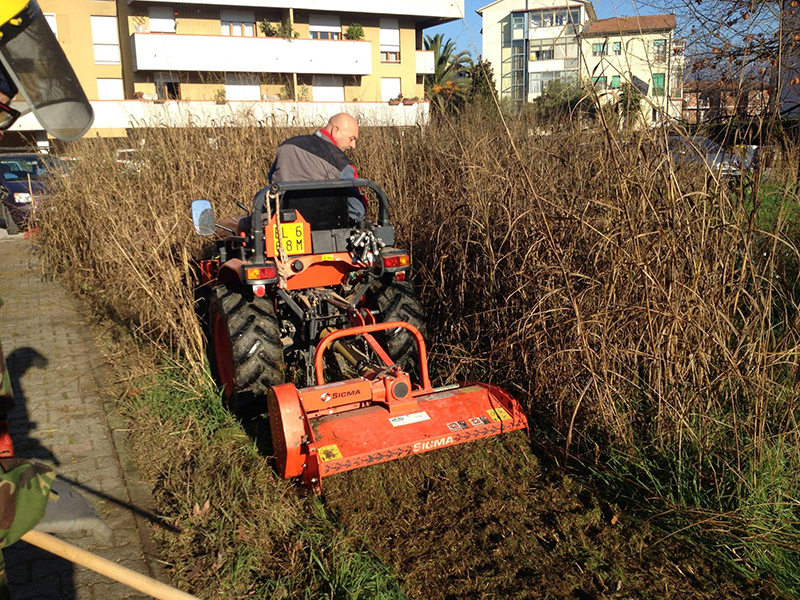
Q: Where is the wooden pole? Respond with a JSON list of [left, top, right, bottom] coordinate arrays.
[[21, 530, 199, 600]]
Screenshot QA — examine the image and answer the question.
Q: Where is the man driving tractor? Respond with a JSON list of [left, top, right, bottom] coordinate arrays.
[[269, 112, 368, 223]]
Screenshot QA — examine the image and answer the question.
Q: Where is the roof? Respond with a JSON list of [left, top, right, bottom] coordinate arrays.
[[583, 14, 676, 36], [475, 0, 504, 14], [476, 0, 594, 15], [510, 3, 584, 13]]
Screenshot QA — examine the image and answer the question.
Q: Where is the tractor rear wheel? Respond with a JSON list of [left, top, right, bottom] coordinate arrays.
[[367, 279, 427, 375], [208, 284, 285, 417]]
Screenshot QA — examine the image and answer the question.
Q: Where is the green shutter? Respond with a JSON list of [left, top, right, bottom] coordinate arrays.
[[652, 73, 665, 96], [611, 75, 620, 89]]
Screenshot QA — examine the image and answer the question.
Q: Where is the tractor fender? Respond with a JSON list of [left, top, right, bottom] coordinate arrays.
[[217, 259, 246, 285]]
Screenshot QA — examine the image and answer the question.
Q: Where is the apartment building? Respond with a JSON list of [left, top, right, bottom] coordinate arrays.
[[581, 15, 684, 124], [478, 0, 596, 102], [120, 1, 459, 103], [477, 0, 684, 124], [13, 1, 462, 140]]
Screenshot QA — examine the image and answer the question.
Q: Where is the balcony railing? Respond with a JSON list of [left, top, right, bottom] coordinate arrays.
[[131, 33, 372, 75], [10, 100, 430, 134]]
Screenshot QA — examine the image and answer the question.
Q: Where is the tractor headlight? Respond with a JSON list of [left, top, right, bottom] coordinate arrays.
[[13, 192, 31, 204]]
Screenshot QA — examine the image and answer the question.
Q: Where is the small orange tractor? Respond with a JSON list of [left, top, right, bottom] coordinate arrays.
[[193, 179, 527, 492]]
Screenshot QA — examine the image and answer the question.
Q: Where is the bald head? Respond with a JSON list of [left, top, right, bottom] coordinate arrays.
[[324, 113, 359, 151]]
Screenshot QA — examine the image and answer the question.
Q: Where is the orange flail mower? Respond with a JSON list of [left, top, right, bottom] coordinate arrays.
[[269, 320, 528, 493], [193, 179, 528, 492]]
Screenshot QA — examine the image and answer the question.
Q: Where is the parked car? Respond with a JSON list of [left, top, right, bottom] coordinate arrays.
[[0, 153, 56, 230], [668, 135, 742, 179], [115, 148, 145, 172]]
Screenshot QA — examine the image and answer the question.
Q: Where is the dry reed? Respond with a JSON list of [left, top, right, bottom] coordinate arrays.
[[35, 106, 800, 585]]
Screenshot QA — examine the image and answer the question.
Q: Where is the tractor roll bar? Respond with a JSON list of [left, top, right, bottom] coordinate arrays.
[[250, 179, 392, 264]]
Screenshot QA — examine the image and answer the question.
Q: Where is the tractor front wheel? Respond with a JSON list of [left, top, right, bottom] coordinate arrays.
[[208, 285, 285, 417]]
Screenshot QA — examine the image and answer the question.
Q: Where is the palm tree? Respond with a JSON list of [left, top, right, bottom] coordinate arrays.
[[424, 34, 473, 111]]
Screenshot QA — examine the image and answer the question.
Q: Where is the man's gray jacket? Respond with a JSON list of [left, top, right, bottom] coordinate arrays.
[[268, 129, 367, 221]]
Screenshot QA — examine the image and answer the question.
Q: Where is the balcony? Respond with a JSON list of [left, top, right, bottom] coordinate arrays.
[[528, 58, 573, 73], [10, 100, 431, 135], [131, 33, 372, 76], [416, 50, 434, 75], [128, 1, 464, 21]]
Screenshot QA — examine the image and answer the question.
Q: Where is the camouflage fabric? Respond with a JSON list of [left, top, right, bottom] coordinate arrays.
[[0, 459, 55, 600], [0, 300, 14, 415]]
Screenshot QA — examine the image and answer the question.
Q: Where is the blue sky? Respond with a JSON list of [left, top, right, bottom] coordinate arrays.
[[425, 0, 667, 56]]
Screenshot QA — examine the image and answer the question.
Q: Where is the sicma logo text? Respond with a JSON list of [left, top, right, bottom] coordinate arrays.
[[412, 436, 454, 453]]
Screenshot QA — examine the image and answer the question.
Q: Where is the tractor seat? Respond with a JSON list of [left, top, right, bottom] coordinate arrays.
[[281, 188, 351, 231]]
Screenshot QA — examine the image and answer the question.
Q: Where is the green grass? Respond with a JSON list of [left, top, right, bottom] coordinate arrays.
[[121, 359, 406, 600]]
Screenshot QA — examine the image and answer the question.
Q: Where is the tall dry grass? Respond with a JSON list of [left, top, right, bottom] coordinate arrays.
[[37, 107, 800, 587]]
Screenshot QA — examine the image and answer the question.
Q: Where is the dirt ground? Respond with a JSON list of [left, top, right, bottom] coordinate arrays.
[[317, 431, 785, 600]]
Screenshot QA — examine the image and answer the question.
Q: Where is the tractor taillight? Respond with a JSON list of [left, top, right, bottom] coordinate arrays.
[[244, 263, 278, 284], [383, 254, 410, 269]]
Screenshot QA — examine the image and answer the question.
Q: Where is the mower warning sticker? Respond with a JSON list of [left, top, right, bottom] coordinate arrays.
[[447, 420, 469, 432], [389, 411, 430, 427], [487, 407, 512, 422], [318, 445, 343, 462], [321, 254, 335, 261], [470, 416, 492, 427]]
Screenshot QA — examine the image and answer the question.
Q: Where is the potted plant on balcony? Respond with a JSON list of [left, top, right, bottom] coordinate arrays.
[[345, 23, 365, 41], [402, 96, 418, 106], [388, 93, 402, 106]]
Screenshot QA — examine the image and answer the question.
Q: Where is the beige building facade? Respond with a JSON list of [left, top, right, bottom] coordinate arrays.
[[19, 0, 462, 139], [581, 15, 684, 124]]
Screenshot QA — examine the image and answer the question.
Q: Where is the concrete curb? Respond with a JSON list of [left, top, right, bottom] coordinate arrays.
[[81, 307, 172, 587]]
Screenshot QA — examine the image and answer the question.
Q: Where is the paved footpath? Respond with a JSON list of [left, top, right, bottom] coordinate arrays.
[[0, 232, 164, 599]]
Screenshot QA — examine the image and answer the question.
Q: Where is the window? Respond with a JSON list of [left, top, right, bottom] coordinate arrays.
[[90, 16, 120, 64], [221, 9, 255, 37], [511, 14, 525, 39], [380, 18, 400, 63], [568, 9, 581, 24], [653, 39, 667, 62], [613, 41, 621, 55], [530, 41, 554, 61], [96, 78, 124, 100], [530, 12, 541, 28], [309, 14, 342, 40], [611, 75, 620, 89], [149, 6, 175, 34], [225, 73, 260, 101], [155, 73, 179, 100], [592, 76, 607, 90], [554, 10, 567, 26], [312, 75, 345, 102], [44, 13, 57, 37], [592, 42, 607, 57], [652, 73, 665, 96], [381, 77, 401, 101]]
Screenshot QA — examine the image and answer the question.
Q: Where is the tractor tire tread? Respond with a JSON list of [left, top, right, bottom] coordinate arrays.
[[370, 280, 427, 372], [209, 285, 285, 408]]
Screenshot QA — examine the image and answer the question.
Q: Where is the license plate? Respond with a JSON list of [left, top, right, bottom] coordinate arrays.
[[273, 222, 307, 256]]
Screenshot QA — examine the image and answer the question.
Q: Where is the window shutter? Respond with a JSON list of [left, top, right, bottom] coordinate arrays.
[[149, 6, 175, 34], [379, 18, 400, 52]]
